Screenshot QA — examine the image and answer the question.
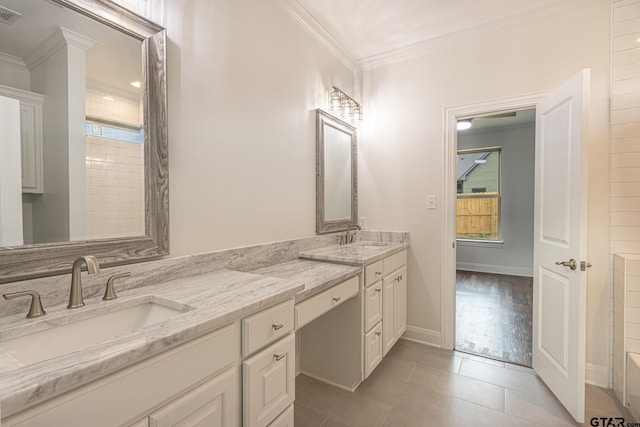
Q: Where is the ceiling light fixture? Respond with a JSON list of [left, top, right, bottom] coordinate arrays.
[[329, 86, 363, 123], [457, 120, 472, 130]]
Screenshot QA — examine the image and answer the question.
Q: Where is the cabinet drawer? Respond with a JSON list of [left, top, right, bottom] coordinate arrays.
[[364, 322, 383, 378], [295, 275, 359, 329], [243, 334, 295, 427], [383, 249, 407, 276], [148, 367, 238, 427], [268, 404, 294, 427], [365, 260, 383, 287], [364, 283, 383, 332], [243, 299, 294, 357]]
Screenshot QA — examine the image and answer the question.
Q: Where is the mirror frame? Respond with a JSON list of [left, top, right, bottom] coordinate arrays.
[[316, 109, 358, 234], [0, 0, 168, 283]]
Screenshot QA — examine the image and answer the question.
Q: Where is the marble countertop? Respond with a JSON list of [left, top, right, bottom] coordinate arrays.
[[298, 240, 408, 265], [0, 269, 303, 418], [251, 259, 362, 303]]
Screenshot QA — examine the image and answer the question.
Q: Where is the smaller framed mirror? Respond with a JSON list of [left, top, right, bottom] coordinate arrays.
[[316, 109, 357, 234]]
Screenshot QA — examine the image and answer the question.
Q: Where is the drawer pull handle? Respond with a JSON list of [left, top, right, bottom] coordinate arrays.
[[274, 353, 286, 361], [375, 271, 382, 276], [375, 288, 382, 293], [272, 323, 284, 330], [332, 297, 341, 303], [375, 332, 381, 336]]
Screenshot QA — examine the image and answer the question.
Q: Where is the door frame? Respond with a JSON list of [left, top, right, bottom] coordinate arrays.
[[441, 92, 548, 350]]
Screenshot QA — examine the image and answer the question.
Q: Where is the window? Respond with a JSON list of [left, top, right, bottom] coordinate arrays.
[[456, 147, 501, 240]]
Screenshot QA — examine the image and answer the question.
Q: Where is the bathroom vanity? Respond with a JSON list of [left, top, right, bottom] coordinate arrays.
[[0, 235, 409, 426]]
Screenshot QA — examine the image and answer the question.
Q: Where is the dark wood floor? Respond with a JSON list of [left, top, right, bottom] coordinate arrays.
[[455, 270, 533, 366]]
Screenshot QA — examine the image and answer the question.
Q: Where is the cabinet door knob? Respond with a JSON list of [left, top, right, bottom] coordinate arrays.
[[272, 323, 284, 330], [273, 353, 286, 361], [375, 288, 382, 293], [375, 332, 381, 336], [332, 297, 341, 303]]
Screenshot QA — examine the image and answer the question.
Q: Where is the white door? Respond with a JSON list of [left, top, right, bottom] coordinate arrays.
[[532, 69, 590, 422]]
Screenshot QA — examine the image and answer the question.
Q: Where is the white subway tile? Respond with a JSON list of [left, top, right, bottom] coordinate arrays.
[[613, 78, 640, 96], [613, 47, 640, 67], [615, 2, 640, 22], [614, 16, 640, 37], [614, 33, 640, 52], [612, 225, 640, 241], [612, 182, 640, 196], [612, 166, 640, 182], [611, 107, 640, 125], [628, 290, 640, 307], [612, 138, 640, 153], [612, 211, 640, 226], [612, 240, 640, 254], [612, 92, 640, 110]]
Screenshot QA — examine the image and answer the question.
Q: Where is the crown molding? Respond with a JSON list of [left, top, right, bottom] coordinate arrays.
[[356, 0, 612, 71], [25, 26, 97, 70], [272, 0, 356, 71], [0, 52, 26, 68]]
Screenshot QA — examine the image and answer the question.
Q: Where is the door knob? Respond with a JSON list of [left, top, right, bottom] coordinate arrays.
[[555, 259, 577, 270]]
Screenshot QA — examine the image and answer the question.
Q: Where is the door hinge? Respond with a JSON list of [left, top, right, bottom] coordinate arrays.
[[580, 261, 592, 271], [452, 241, 456, 249]]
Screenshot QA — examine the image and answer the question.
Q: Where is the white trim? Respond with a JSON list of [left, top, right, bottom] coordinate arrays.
[[585, 363, 610, 388], [456, 262, 533, 278], [24, 27, 96, 71], [401, 325, 441, 348], [456, 239, 504, 248], [0, 52, 26, 68], [442, 92, 547, 351], [272, 0, 356, 72], [355, 0, 611, 71], [298, 370, 359, 392]]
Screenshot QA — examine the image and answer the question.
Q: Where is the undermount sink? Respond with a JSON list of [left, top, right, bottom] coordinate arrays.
[[350, 241, 392, 250], [0, 296, 193, 369]]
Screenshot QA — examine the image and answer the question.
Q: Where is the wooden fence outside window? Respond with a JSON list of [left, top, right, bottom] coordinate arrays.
[[456, 192, 500, 239]]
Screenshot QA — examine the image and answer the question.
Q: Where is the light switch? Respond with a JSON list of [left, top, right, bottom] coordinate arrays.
[[427, 195, 437, 209]]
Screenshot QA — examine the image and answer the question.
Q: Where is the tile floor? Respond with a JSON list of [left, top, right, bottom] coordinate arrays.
[[294, 339, 632, 427]]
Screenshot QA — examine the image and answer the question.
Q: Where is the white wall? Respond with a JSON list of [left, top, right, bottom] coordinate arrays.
[[456, 124, 535, 277], [358, 5, 611, 379], [0, 54, 30, 91], [163, 0, 354, 256]]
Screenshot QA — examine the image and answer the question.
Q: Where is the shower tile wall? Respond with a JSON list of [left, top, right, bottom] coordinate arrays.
[[85, 89, 144, 239]]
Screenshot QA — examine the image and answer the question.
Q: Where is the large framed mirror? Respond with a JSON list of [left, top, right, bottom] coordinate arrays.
[[0, 0, 168, 283], [316, 109, 357, 234]]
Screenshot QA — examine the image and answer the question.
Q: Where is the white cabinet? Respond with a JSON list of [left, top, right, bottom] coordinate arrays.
[[363, 249, 407, 376], [383, 266, 407, 356], [295, 275, 358, 329], [364, 322, 383, 377], [243, 334, 295, 427], [267, 405, 294, 427], [0, 84, 44, 194], [147, 367, 238, 427], [364, 282, 383, 331], [3, 325, 239, 427]]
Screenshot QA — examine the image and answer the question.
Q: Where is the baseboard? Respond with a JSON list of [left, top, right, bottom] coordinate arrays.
[[298, 370, 360, 392], [456, 262, 533, 277], [401, 325, 441, 348], [586, 363, 610, 388]]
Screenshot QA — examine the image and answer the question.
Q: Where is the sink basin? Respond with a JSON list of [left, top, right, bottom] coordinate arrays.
[[0, 296, 192, 369], [350, 241, 392, 250]]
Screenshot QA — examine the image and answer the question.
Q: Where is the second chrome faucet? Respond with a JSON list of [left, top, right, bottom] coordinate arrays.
[[68, 256, 100, 309]]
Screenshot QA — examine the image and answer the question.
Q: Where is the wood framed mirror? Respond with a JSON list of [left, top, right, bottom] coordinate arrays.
[[0, 0, 168, 283], [316, 109, 358, 234]]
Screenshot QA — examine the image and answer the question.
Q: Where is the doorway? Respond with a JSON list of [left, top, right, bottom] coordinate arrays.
[[453, 108, 536, 366]]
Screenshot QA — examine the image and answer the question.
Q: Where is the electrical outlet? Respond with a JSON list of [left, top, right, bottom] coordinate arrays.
[[358, 217, 366, 229]]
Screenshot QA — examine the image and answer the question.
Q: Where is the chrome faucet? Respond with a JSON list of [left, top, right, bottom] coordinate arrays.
[[345, 224, 362, 244], [68, 256, 100, 309]]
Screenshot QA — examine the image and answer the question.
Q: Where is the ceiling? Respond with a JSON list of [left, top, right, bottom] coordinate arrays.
[[461, 109, 536, 133], [0, 0, 141, 98], [282, 0, 611, 68]]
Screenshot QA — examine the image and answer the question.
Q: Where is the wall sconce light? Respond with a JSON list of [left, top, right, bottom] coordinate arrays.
[[329, 86, 363, 123]]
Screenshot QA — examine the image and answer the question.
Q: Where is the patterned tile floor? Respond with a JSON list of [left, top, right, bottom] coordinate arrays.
[[295, 339, 632, 426]]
